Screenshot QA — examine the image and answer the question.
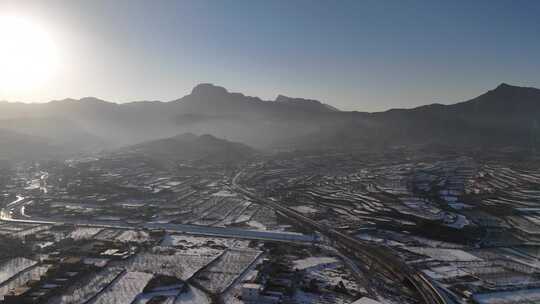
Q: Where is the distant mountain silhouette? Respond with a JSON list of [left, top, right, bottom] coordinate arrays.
[[0, 82, 539, 160], [0, 83, 339, 150], [121, 133, 255, 165], [361, 83, 540, 149]]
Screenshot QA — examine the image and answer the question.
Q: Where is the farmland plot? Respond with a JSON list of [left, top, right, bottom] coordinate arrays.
[[231, 202, 259, 224], [185, 197, 224, 224], [0, 223, 40, 233], [122, 249, 217, 280], [91, 271, 153, 304], [193, 249, 261, 294], [293, 256, 360, 292], [160, 234, 249, 255], [196, 198, 244, 226], [69, 227, 103, 240], [216, 200, 253, 227], [174, 284, 210, 304], [249, 207, 278, 230], [0, 264, 50, 300], [13, 225, 51, 239], [94, 229, 123, 241], [48, 267, 124, 304], [191, 198, 237, 226], [0, 257, 37, 284], [115, 230, 151, 243]]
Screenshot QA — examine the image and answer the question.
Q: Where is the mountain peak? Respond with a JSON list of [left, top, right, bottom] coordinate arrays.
[[482, 83, 540, 101], [490, 83, 540, 94], [493, 83, 516, 92], [191, 83, 229, 96]]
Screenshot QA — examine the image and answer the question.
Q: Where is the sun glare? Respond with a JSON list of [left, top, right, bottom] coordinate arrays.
[[0, 15, 60, 94]]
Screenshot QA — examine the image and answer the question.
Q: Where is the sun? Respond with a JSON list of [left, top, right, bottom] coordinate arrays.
[[0, 16, 60, 93]]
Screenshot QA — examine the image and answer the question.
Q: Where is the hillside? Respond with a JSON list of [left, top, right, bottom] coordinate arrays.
[[121, 133, 256, 165], [367, 83, 540, 148], [0, 129, 63, 160]]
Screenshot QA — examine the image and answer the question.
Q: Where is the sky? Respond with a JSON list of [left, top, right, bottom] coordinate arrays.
[[0, 0, 539, 112]]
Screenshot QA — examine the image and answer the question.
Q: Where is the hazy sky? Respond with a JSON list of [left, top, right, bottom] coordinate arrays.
[[0, 0, 539, 111]]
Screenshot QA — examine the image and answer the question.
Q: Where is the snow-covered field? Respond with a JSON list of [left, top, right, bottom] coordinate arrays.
[[0, 257, 37, 284], [293, 257, 339, 270], [245, 220, 267, 230], [94, 229, 122, 241], [212, 190, 237, 197], [0, 223, 51, 239], [0, 264, 50, 300], [292, 205, 319, 214], [473, 288, 540, 304], [69, 227, 103, 240], [48, 268, 124, 304], [161, 234, 249, 255], [132, 284, 184, 304], [222, 268, 259, 304], [403, 247, 481, 262], [194, 249, 262, 294], [91, 271, 153, 304], [116, 230, 151, 243], [123, 248, 217, 280], [249, 207, 279, 230], [293, 256, 360, 293], [175, 284, 211, 304], [423, 265, 468, 280]]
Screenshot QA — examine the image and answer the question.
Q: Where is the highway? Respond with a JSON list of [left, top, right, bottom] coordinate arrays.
[[231, 170, 447, 304], [0, 196, 319, 244]]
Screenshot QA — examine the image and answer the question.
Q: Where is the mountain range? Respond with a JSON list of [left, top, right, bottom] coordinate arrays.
[[1, 82, 539, 160]]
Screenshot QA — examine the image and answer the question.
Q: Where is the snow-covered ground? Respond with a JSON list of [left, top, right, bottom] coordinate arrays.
[[443, 214, 470, 229], [123, 248, 217, 280], [293, 255, 360, 294], [0, 257, 36, 284], [292, 205, 319, 214], [245, 220, 267, 230], [69, 227, 103, 240], [473, 288, 540, 304], [222, 268, 259, 304], [92, 271, 153, 304], [0, 264, 50, 300], [49, 268, 124, 304], [194, 249, 262, 294], [160, 233, 250, 255], [403, 247, 481, 262], [115, 230, 151, 243], [212, 190, 237, 197], [422, 265, 468, 280], [94, 229, 122, 241], [293, 257, 339, 270], [174, 284, 211, 304]]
